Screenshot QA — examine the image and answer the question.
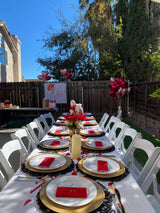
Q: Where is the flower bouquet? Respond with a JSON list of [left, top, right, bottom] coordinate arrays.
[[64, 100, 86, 132]]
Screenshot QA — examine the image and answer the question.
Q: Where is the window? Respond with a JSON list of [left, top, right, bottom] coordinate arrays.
[[0, 34, 8, 65]]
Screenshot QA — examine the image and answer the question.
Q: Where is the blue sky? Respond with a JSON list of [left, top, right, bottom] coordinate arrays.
[[0, 0, 80, 79]]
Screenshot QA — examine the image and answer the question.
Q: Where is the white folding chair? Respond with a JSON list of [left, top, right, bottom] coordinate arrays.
[[11, 127, 37, 152], [139, 148, 160, 213], [107, 121, 129, 146], [26, 121, 44, 144], [99, 113, 109, 130], [42, 112, 55, 129], [34, 116, 50, 134], [116, 127, 142, 158], [0, 139, 28, 189], [123, 138, 156, 181], [104, 115, 121, 136]]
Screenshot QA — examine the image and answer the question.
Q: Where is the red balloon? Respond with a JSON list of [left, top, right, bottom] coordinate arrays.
[[109, 90, 116, 98], [110, 77, 115, 82], [111, 84, 120, 92], [66, 73, 72, 79], [121, 81, 128, 88], [41, 71, 49, 76]]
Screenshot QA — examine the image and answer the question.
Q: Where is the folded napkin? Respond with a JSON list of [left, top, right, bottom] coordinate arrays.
[[60, 121, 66, 124], [55, 129, 62, 134], [82, 137, 88, 140], [97, 160, 108, 171], [56, 186, 87, 198], [88, 130, 95, 134], [50, 140, 60, 147], [86, 121, 91, 124], [95, 141, 103, 147], [38, 157, 55, 168]]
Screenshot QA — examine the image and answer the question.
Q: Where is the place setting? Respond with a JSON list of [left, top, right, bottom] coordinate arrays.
[[36, 175, 117, 213], [77, 155, 129, 181], [21, 152, 74, 177], [81, 139, 115, 153], [37, 138, 69, 151], [80, 128, 105, 137], [54, 119, 67, 126], [48, 126, 70, 136], [83, 120, 98, 126]]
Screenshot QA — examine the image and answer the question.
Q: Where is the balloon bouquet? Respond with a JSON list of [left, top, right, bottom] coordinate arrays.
[[109, 77, 131, 118], [37, 71, 51, 81], [60, 69, 72, 80]]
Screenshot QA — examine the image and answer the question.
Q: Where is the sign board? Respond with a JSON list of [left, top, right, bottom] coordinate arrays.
[[44, 83, 67, 104]]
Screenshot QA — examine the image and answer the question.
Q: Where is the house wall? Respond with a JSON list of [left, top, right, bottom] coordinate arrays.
[[0, 21, 23, 83]]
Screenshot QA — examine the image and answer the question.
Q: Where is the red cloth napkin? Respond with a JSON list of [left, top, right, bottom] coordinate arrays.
[[97, 160, 108, 171], [38, 157, 55, 168], [50, 140, 60, 147], [88, 130, 95, 134], [56, 187, 87, 198], [82, 137, 88, 140], [86, 121, 91, 124], [61, 121, 65, 124], [55, 130, 62, 134], [95, 141, 103, 147]]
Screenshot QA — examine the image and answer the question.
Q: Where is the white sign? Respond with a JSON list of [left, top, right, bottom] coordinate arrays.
[[44, 83, 67, 104]]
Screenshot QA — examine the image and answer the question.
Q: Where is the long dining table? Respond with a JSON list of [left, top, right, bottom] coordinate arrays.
[[0, 114, 156, 213]]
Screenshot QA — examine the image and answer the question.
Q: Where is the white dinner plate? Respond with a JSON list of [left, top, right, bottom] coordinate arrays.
[[84, 112, 92, 116], [29, 154, 66, 170], [85, 116, 95, 120], [49, 126, 69, 135], [46, 175, 97, 207], [83, 156, 120, 174], [80, 128, 102, 135], [55, 120, 67, 125], [40, 139, 69, 148], [86, 139, 112, 148], [83, 120, 97, 125]]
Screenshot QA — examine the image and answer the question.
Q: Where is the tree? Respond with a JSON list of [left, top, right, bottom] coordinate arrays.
[[37, 16, 99, 81], [79, 0, 124, 79], [120, 0, 152, 82]]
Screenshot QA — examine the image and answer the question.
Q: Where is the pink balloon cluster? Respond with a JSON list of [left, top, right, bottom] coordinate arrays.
[[37, 71, 51, 81], [60, 69, 72, 79], [109, 77, 131, 98]]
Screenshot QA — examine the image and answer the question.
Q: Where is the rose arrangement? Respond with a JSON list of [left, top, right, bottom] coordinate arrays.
[[64, 100, 86, 130]]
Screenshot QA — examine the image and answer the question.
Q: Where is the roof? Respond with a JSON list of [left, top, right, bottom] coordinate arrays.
[[0, 21, 18, 53]]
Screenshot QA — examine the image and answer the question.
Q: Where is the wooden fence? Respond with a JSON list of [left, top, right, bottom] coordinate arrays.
[[0, 81, 121, 119], [129, 81, 160, 128], [1, 80, 160, 126]]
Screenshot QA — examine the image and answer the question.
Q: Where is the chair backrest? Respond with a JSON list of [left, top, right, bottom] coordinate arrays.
[[104, 115, 121, 135], [34, 116, 50, 133], [99, 113, 109, 130], [123, 138, 156, 180], [107, 121, 129, 146], [116, 127, 142, 158], [139, 149, 160, 212], [26, 121, 44, 144], [11, 127, 37, 152], [42, 112, 55, 128], [0, 139, 28, 189]]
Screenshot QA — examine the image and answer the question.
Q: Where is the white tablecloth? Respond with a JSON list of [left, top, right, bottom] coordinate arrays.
[[0, 126, 156, 213]]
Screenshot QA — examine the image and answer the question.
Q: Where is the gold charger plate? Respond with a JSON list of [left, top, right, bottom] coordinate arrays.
[[25, 153, 72, 173], [58, 116, 65, 120], [48, 130, 69, 136], [78, 155, 125, 178], [80, 130, 103, 137], [39, 140, 69, 150], [82, 141, 114, 151], [85, 116, 95, 121], [83, 122, 98, 126], [39, 179, 105, 213]]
